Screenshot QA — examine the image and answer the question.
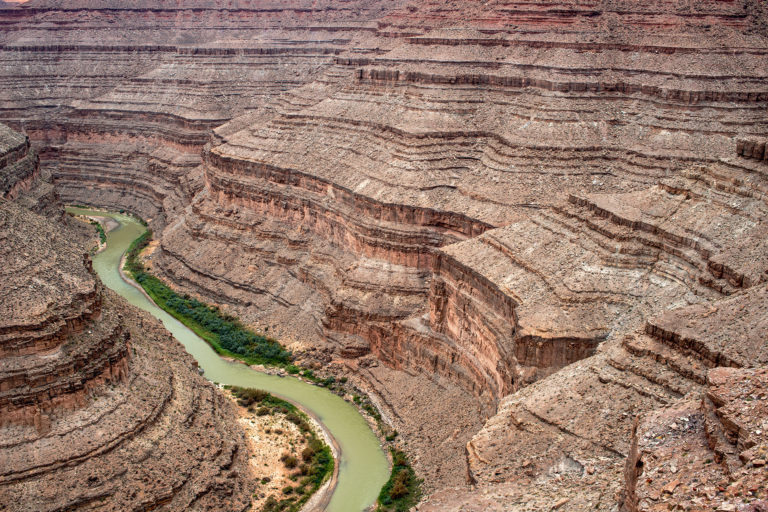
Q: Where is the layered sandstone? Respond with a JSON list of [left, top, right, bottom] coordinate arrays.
[[0, 122, 60, 217], [0, 125, 253, 511], [0, 0, 405, 227], [1, 0, 767, 509]]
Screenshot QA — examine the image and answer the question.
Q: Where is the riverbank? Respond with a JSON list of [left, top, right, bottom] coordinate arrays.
[[120, 249, 341, 512], [67, 206, 392, 511], [118, 212, 422, 512], [226, 387, 335, 512], [109, 217, 339, 512]]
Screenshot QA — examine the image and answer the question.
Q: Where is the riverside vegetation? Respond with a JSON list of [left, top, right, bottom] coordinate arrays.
[[228, 387, 334, 512], [115, 215, 421, 510], [377, 449, 422, 512], [90, 219, 106, 245], [123, 228, 291, 366]]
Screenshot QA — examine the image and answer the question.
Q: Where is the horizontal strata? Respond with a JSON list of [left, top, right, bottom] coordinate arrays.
[[144, 8, 768, 457], [356, 65, 768, 104], [155, 195, 509, 408], [451, 279, 768, 510], [737, 138, 768, 162], [0, 120, 254, 510], [0, 294, 253, 511], [205, 147, 491, 268], [429, 163, 768, 386], [0, 201, 99, 358], [0, 199, 127, 428], [45, 140, 203, 226], [0, 43, 374, 227], [379, 0, 758, 29], [1, 1, 767, 507]]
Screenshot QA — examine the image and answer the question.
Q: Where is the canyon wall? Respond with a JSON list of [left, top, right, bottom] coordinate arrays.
[[1, 1, 767, 508], [0, 123, 254, 511]]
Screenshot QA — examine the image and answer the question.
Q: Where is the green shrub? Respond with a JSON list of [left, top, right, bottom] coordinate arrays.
[[301, 446, 315, 462], [262, 497, 279, 511], [122, 228, 292, 367], [89, 220, 107, 244], [232, 388, 269, 407], [377, 449, 422, 512], [385, 430, 399, 442]]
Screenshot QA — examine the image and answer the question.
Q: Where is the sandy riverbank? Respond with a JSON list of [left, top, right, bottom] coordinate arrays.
[[114, 232, 340, 512]]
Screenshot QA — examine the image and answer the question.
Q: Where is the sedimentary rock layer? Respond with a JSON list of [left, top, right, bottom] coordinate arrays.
[[2, 1, 768, 508], [0, 124, 253, 511], [0, 0, 403, 227]]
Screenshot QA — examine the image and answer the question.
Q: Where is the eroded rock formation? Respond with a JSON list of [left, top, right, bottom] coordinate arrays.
[[1, 1, 767, 509], [623, 366, 768, 511], [0, 123, 253, 511]]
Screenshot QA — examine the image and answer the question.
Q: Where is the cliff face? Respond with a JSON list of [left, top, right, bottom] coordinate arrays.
[[1, 1, 767, 508], [0, 122, 61, 218], [0, 0, 407, 227], [0, 124, 253, 511], [171, 0, 768, 403]]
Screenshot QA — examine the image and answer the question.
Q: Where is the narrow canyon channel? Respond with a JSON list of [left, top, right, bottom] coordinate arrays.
[[67, 207, 390, 512]]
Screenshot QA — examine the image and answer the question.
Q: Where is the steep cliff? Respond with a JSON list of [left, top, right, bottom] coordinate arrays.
[[0, 124, 253, 511], [1, 1, 767, 508]]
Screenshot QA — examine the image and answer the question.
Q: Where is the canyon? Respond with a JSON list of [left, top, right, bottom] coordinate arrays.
[[0, 124, 255, 510], [1, 0, 768, 510]]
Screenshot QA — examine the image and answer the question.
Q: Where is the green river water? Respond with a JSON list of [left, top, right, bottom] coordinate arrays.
[[67, 207, 390, 512]]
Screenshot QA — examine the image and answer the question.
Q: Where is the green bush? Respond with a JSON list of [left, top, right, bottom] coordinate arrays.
[[377, 449, 422, 512], [301, 446, 315, 462], [89, 220, 107, 244], [262, 497, 279, 512], [123, 229, 292, 367]]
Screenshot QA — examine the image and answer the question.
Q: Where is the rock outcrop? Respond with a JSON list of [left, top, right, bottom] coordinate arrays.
[[0, 124, 253, 511], [623, 367, 768, 512], [1, 1, 767, 509], [0, 122, 60, 218]]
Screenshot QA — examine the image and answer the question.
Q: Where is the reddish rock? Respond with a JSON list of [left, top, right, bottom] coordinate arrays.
[[0, 124, 253, 511], [0, 1, 766, 509]]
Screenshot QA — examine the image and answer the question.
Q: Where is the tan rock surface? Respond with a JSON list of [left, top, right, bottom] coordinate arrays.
[[0, 124, 254, 511], [0, 2, 767, 510]]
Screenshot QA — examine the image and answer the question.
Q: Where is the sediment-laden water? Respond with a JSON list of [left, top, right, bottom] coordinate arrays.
[[68, 207, 389, 512]]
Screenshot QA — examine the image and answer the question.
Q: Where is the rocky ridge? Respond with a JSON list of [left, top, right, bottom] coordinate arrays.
[[1, 1, 767, 509], [0, 123, 253, 511]]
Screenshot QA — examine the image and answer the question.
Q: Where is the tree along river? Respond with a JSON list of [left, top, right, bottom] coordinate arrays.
[[68, 208, 390, 512]]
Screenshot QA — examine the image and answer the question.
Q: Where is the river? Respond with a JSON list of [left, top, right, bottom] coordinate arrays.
[[67, 207, 390, 512]]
